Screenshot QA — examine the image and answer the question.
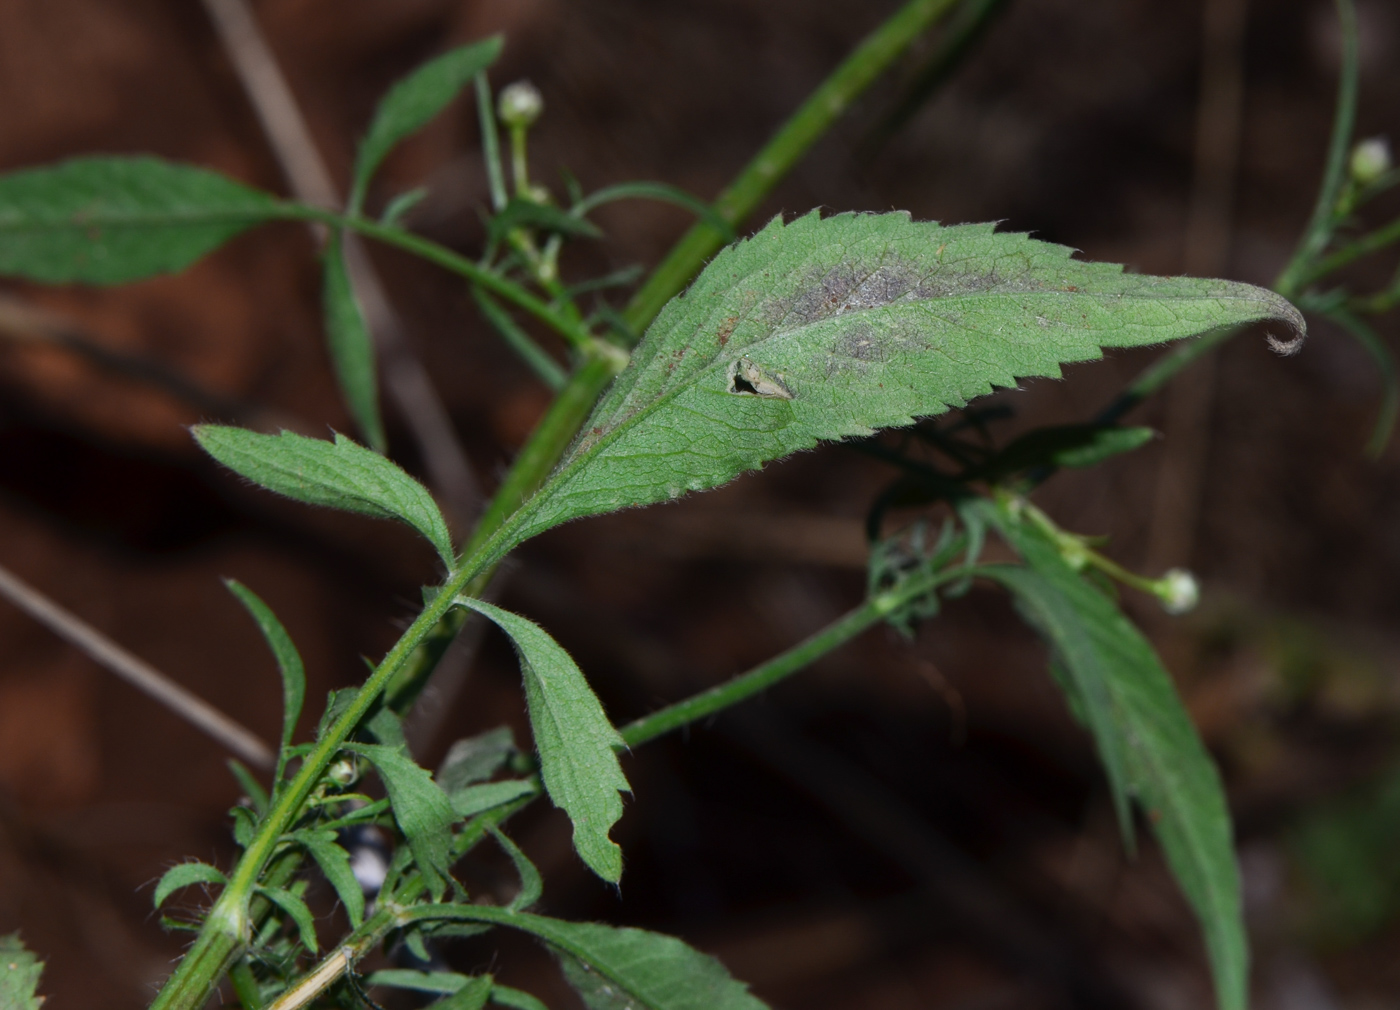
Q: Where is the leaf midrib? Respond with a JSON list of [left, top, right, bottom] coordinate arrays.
[[528, 283, 1278, 524]]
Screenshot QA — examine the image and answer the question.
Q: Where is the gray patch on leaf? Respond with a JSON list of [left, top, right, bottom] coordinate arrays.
[[728, 357, 794, 399]]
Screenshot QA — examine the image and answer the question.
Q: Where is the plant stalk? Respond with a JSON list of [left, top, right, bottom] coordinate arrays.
[[621, 0, 960, 336], [153, 3, 963, 1000]]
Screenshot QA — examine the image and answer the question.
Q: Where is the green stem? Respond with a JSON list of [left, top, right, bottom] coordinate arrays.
[[476, 73, 508, 214], [1274, 0, 1358, 297], [510, 125, 530, 197], [1293, 215, 1400, 290], [621, 0, 960, 337], [156, 5, 962, 1000], [258, 562, 973, 1010], [462, 347, 626, 558], [471, 287, 569, 391], [1093, 325, 1240, 426], [620, 596, 891, 748], [288, 205, 590, 349]]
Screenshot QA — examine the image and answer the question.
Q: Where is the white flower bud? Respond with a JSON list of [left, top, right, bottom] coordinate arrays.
[[498, 81, 544, 128], [1350, 137, 1392, 186], [326, 754, 359, 788], [1156, 568, 1200, 615]]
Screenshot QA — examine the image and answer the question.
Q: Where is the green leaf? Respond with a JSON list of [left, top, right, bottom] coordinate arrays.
[[317, 687, 360, 742], [366, 704, 408, 754], [450, 779, 539, 819], [193, 427, 454, 566], [368, 971, 494, 1010], [351, 38, 504, 212], [491, 985, 551, 1010], [437, 726, 518, 794], [368, 970, 474, 995], [0, 933, 45, 1010], [437, 976, 493, 1010], [981, 424, 1155, 478], [0, 156, 283, 284], [153, 861, 227, 909], [489, 826, 543, 911], [978, 505, 1245, 1010], [225, 580, 305, 787], [290, 829, 365, 927], [230, 805, 258, 848], [226, 758, 269, 816], [496, 211, 1303, 552], [381, 187, 429, 227], [453, 598, 629, 883], [512, 914, 768, 1010], [323, 233, 386, 452], [571, 181, 735, 242], [346, 742, 458, 900], [488, 197, 604, 245], [255, 885, 319, 954]]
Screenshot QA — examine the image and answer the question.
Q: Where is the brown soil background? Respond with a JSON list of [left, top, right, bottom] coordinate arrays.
[[1, 1, 1399, 1008]]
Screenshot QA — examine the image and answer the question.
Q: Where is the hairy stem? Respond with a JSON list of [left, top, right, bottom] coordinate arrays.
[[255, 562, 972, 1010], [153, 4, 964, 1001], [622, 0, 960, 336]]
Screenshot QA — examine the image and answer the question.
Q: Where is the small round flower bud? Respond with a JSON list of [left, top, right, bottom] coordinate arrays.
[[1156, 568, 1200, 615], [1350, 137, 1392, 186], [498, 81, 544, 128], [326, 754, 359, 788]]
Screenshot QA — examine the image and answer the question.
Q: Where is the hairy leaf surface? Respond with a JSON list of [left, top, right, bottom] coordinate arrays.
[[453, 598, 629, 883], [153, 861, 227, 909], [368, 970, 474, 995], [499, 211, 1302, 550], [347, 743, 458, 900], [323, 233, 385, 451], [980, 509, 1245, 1010], [225, 580, 305, 787], [437, 726, 517, 794], [450, 779, 538, 819], [521, 916, 767, 1010], [0, 156, 283, 284], [194, 427, 453, 565], [256, 885, 318, 953], [290, 829, 365, 927], [350, 38, 503, 211], [0, 934, 45, 1010], [490, 826, 544, 911]]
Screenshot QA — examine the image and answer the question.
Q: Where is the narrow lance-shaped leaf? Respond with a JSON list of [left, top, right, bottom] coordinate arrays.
[[437, 976, 493, 1010], [0, 933, 45, 1010], [437, 725, 517, 793], [290, 829, 365, 927], [453, 597, 629, 883], [153, 861, 227, 909], [0, 156, 284, 284], [350, 37, 504, 213], [225, 580, 305, 788], [256, 885, 319, 954], [976, 505, 1246, 1010], [490, 210, 1303, 555], [323, 233, 386, 452], [367, 970, 476, 995], [489, 826, 544, 912], [421, 909, 769, 1010], [450, 779, 538, 819], [194, 427, 454, 566], [491, 986, 551, 1010], [346, 742, 457, 900]]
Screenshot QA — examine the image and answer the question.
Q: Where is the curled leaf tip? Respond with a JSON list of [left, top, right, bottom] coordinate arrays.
[[1264, 295, 1308, 356]]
